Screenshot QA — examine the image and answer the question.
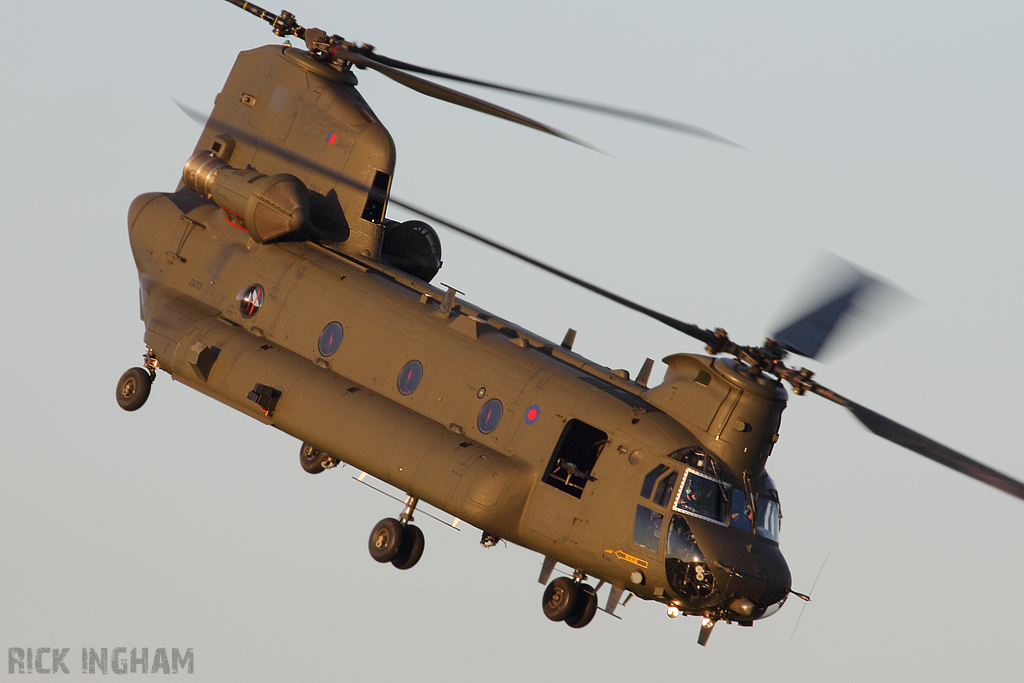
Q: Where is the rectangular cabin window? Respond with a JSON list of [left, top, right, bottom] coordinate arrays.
[[542, 419, 608, 498]]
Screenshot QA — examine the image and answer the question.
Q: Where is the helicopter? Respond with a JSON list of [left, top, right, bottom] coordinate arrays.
[[115, 0, 1024, 646]]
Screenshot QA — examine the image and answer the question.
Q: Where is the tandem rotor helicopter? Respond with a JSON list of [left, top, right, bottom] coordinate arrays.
[[117, 0, 1024, 645]]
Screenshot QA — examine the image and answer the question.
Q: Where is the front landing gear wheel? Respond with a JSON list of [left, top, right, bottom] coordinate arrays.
[[542, 577, 579, 622], [565, 583, 598, 628], [116, 368, 152, 412], [391, 524, 425, 570], [368, 518, 404, 563]]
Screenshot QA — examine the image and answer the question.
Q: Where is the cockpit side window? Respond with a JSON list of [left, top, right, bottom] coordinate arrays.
[[674, 470, 729, 525], [729, 490, 754, 532], [633, 505, 664, 553], [653, 471, 678, 508], [640, 464, 668, 499], [756, 495, 781, 542]]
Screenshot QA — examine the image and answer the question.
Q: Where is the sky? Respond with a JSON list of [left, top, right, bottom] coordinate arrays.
[[2, 1, 1023, 680]]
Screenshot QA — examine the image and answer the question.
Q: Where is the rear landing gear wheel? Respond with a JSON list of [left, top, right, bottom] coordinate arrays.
[[565, 583, 598, 628], [116, 367, 152, 412], [542, 577, 579, 622], [391, 524, 425, 570], [368, 518, 404, 563], [299, 442, 336, 474]]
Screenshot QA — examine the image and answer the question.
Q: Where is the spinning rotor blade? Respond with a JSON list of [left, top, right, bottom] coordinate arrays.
[[771, 257, 907, 360], [223, 1, 729, 148], [382, 197, 717, 347], [330, 48, 591, 148], [173, 100, 209, 126], [772, 274, 879, 360], [800, 381, 1024, 501], [174, 103, 714, 347], [356, 52, 740, 147]]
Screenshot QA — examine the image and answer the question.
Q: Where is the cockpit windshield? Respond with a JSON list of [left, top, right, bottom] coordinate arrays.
[[673, 471, 728, 525], [755, 473, 782, 542], [756, 497, 781, 542], [656, 457, 782, 541]]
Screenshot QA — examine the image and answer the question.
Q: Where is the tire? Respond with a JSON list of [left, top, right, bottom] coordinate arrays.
[[391, 524, 425, 570], [368, 518, 404, 563], [565, 583, 598, 628], [299, 443, 326, 474], [116, 367, 152, 412], [542, 577, 579, 622]]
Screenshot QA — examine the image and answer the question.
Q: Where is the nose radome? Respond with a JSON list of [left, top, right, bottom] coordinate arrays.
[[724, 541, 791, 618]]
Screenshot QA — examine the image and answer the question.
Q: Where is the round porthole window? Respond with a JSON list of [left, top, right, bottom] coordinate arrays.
[[318, 322, 344, 357], [477, 398, 503, 434], [237, 283, 264, 319], [397, 360, 423, 395]]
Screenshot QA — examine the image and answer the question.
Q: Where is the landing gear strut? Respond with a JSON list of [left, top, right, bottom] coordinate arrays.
[[116, 350, 158, 412], [368, 495, 425, 570], [542, 573, 598, 629]]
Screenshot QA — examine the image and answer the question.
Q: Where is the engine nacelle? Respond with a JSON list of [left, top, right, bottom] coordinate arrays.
[[380, 219, 443, 282], [182, 150, 310, 244]]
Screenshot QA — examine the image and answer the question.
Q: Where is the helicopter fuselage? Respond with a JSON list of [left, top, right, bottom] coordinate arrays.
[[127, 182, 792, 624], [124, 40, 793, 634]]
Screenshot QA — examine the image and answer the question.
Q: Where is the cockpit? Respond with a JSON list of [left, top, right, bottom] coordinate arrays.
[[632, 447, 786, 615]]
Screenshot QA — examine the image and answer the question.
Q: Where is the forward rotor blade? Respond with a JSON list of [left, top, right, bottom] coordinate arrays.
[[331, 48, 593, 149], [806, 384, 1024, 501], [772, 274, 877, 359], [361, 51, 740, 148]]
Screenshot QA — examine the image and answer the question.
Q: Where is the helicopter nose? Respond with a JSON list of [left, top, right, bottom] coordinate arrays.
[[718, 539, 792, 618]]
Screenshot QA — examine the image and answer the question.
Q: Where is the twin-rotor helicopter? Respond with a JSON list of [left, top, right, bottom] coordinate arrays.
[[117, 0, 1024, 645]]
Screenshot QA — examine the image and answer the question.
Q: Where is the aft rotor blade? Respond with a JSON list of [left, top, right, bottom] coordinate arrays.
[[173, 102, 713, 346], [806, 383, 1024, 501], [384, 197, 718, 347], [173, 99, 209, 126], [361, 51, 740, 147], [332, 48, 593, 149]]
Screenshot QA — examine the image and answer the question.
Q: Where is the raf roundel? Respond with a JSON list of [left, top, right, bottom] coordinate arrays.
[[525, 404, 541, 425], [237, 284, 264, 318]]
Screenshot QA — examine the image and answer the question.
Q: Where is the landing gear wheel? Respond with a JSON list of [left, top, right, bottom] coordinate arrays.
[[542, 577, 579, 622], [299, 443, 326, 474], [391, 524, 425, 570], [368, 518, 404, 563], [116, 367, 152, 412], [565, 583, 598, 628]]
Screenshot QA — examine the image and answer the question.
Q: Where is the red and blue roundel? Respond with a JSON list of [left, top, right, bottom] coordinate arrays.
[[524, 404, 541, 425], [237, 284, 264, 318]]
